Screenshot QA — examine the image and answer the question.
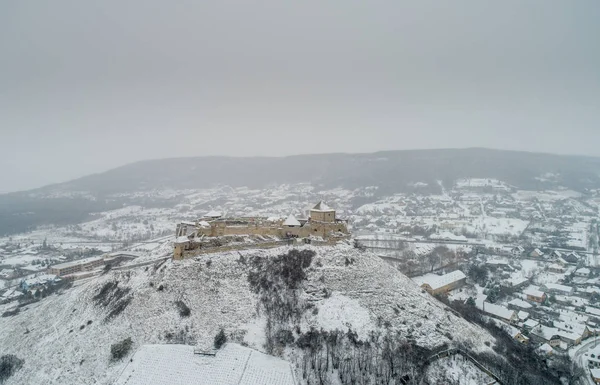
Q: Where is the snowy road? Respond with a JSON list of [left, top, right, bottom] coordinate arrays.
[[572, 337, 599, 385]]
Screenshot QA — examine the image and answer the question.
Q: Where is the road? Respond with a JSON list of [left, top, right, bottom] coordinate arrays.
[[572, 336, 599, 385]]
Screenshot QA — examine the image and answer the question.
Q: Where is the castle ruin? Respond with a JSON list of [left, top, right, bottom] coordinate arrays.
[[173, 201, 350, 259]]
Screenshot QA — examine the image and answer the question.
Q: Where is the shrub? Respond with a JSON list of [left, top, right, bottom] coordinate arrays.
[[175, 301, 191, 317], [1, 308, 19, 318], [214, 329, 227, 349], [0, 355, 24, 383], [111, 337, 133, 361], [353, 239, 367, 251]]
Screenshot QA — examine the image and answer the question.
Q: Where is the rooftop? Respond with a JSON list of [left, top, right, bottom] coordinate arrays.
[[311, 201, 333, 212], [49, 256, 104, 270], [421, 270, 466, 291], [283, 214, 301, 227]]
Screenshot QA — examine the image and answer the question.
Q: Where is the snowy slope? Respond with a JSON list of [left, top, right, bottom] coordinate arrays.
[[0, 244, 494, 385]]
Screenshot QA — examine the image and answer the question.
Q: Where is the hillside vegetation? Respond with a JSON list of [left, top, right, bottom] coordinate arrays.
[[0, 245, 499, 385]]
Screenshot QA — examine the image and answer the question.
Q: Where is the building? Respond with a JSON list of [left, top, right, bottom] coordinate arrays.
[[309, 201, 336, 222], [523, 288, 547, 303], [543, 283, 575, 296], [508, 298, 533, 311], [530, 325, 562, 347], [548, 264, 566, 273], [420, 270, 467, 295], [49, 257, 105, 277], [577, 268, 591, 277], [478, 302, 518, 323], [591, 368, 600, 384], [511, 246, 525, 257], [529, 248, 544, 258], [550, 250, 563, 259], [564, 252, 581, 264], [114, 343, 296, 385], [173, 202, 350, 259], [523, 319, 540, 331]]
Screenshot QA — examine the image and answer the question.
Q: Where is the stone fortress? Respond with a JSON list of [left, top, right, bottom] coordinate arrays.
[[173, 201, 350, 259]]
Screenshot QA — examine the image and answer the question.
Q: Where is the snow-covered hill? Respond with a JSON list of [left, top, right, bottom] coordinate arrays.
[[0, 244, 494, 384]]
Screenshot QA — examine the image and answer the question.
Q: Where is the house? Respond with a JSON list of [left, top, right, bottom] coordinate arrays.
[[537, 343, 554, 356], [591, 368, 600, 384], [530, 325, 562, 347], [523, 319, 540, 331], [548, 264, 566, 273], [564, 252, 581, 264], [586, 307, 600, 320], [523, 288, 547, 303], [550, 250, 563, 259], [508, 298, 533, 311], [577, 268, 591, 277], [543, 283, 575, 296], [420, 270, 466, 295], [511, 328, 530, 344], [529, 248, 544, 258], [555, 320, 590, 342], [511, 246, 525, 257], [479, 302, 518, 323], [518, 311, 530, 321]]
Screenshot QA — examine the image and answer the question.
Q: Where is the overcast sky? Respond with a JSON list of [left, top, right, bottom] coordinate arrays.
[[1, 1, 599, 192]]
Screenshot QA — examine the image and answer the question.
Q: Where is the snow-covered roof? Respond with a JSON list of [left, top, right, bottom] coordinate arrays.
[[50, 256, 104, 270], [544, 283, 573, 293], [592, 368, 600, 379], [548, 263, 565, 270], [523, 288, 545, 298], [538, 343, 553, 355], [175, 236, 191, 244], [429, 232, 468, 242], [518, 311, 530, 320], [283, 214, 301, 227], [205, 210, 222, 218], [508, 298, 533, 309], [421, 270, 466, 291], [181, 221, 196, 226], [577, 268, 591, 275], [198, 221, 211, 228], [523, 319, 539, 328], [480, 302, 516, 321], [586, 307, 600, 317], [115, 343, 296, 385], [311, 201, 333, 212]]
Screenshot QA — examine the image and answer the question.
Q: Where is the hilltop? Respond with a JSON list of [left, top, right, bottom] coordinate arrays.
[[4, 147, 600, 236], [0, 244, 495, 384]]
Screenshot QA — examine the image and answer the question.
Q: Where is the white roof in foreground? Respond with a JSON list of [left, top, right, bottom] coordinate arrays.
[[422, 270, 466, 291], [115, 343, 296, 385], [283, 214, 301, 227], [480, 302, 516, 320], [592, 368, 600, 379]]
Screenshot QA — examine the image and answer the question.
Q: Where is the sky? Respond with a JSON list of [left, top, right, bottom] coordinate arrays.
[[1, 1, 599, 192]]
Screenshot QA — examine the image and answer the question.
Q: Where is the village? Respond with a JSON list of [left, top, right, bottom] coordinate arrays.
[[2, 179, 600, 382]]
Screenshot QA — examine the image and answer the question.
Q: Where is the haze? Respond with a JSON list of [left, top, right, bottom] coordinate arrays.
[[1, 1, 599, 192]]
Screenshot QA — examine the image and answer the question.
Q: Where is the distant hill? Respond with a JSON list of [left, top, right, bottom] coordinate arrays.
[[24, 148, 600, 195], [2, 148, 600, 235]]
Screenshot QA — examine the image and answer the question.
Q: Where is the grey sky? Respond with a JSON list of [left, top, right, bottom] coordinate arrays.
[[1, 1, 599, 192]]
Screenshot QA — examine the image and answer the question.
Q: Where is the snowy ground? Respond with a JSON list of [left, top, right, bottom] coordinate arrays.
[[425, 354, 494, 385], [0, 245, 496, 385]]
